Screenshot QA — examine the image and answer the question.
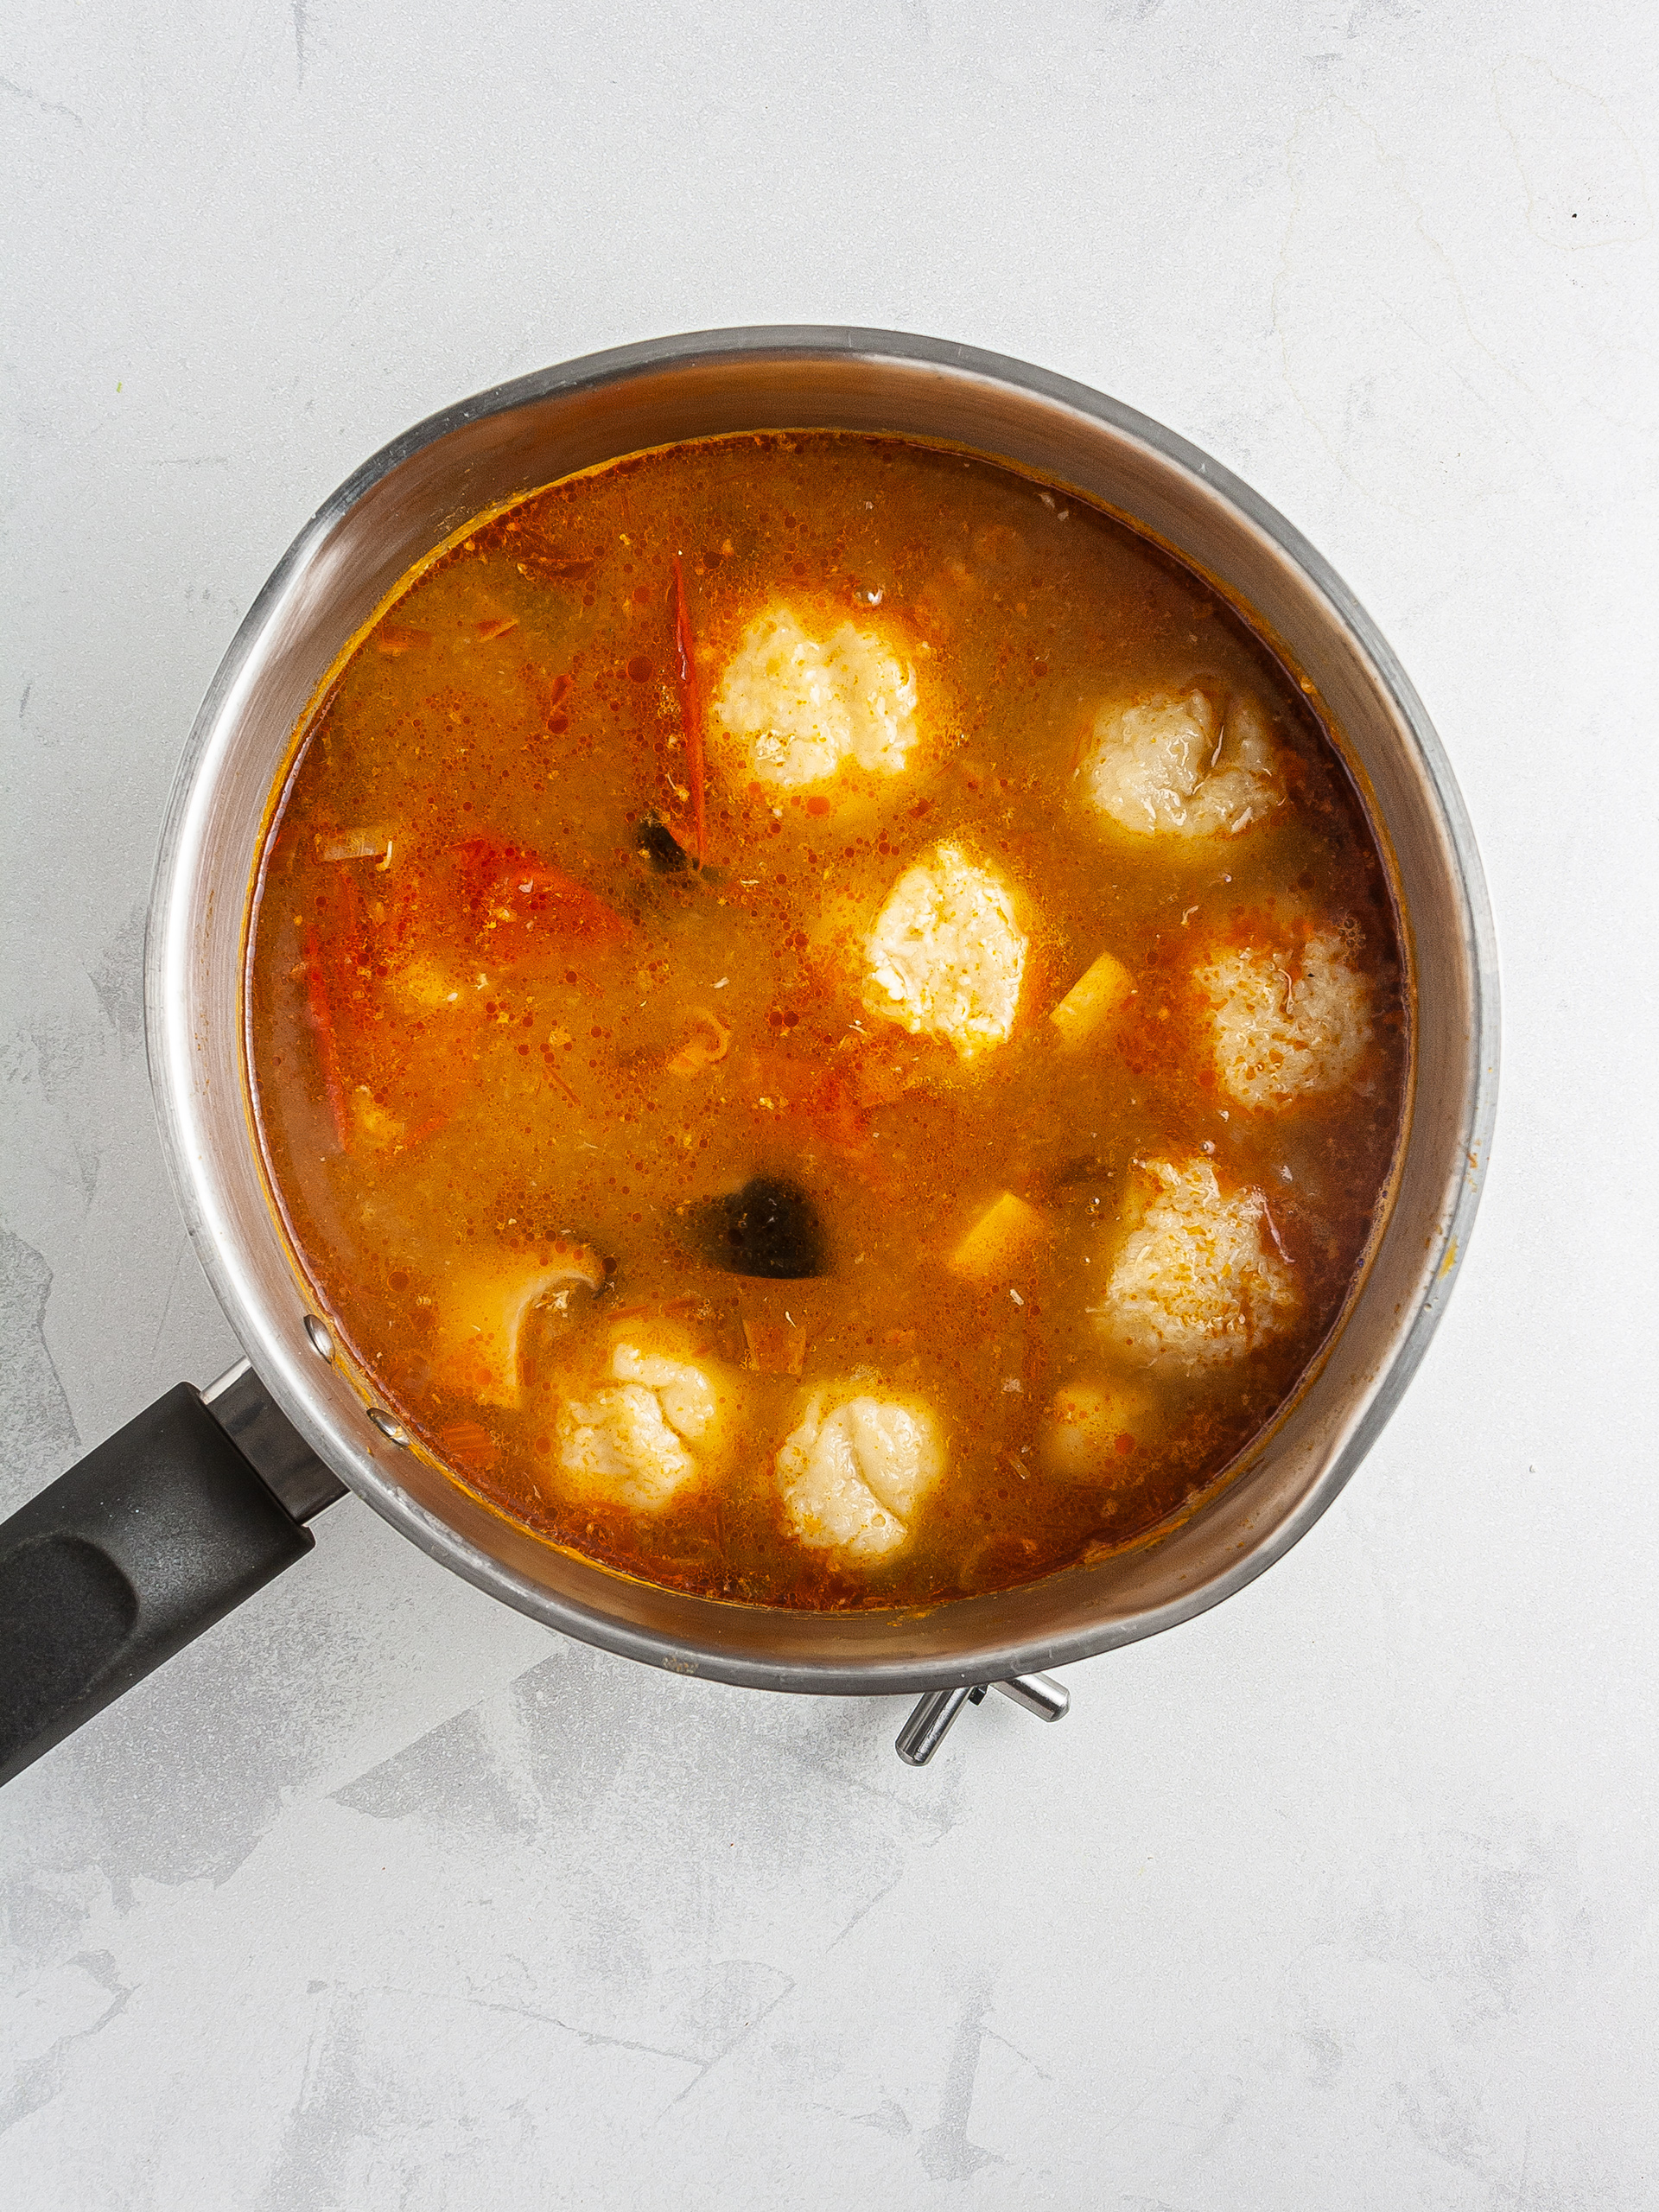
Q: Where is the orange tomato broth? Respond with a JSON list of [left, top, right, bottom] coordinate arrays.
[[245, 431, 1408, 1610]]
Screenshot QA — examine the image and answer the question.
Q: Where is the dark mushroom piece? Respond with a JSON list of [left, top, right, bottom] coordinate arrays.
[[632, 814, 728, 883], [691, 1176, 826, 1280], [633, 814, 688, 873]]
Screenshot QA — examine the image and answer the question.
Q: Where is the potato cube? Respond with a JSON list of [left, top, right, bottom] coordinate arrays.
[[1041, 1380, 1157, 1480], [1049, 950, 1135, 1048], [949, 1192, 1050, 1281]]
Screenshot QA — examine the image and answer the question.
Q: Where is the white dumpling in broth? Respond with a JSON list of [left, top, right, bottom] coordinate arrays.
[[1080, 687, 1284, 841]]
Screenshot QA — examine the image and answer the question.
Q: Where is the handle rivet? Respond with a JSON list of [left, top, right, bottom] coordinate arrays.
[[304, 1316, 334, 1361], [366, 1408, 408, 1446]]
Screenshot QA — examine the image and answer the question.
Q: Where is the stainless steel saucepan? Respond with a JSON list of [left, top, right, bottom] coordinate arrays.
[[0, 328, 1498, 1784]]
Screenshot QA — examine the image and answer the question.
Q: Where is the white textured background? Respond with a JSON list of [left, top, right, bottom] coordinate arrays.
[[3, 3, 1656, 2206]]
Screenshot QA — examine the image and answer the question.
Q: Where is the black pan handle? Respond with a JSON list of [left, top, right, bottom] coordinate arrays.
[[0, 1363, 346, 1787]]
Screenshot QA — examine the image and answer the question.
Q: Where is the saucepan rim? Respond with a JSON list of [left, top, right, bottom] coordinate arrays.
[[146, 325, 1499, 1694]]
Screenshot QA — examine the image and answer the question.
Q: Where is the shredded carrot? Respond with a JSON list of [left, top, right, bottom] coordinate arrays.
[[672, 556, 706, 865], [436, 1420, 502, 1472], [741, 1313, 807, 1376], [302, 925, 351, 1151], [333, 868, 366, 1014]]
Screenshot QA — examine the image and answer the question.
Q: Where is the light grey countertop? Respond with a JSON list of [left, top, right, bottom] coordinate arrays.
[[3, 5, 1656, 2205]]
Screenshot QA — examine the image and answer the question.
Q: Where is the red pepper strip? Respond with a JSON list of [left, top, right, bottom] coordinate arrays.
[[454, 836, 631, 947], [497, 865, 631, 945], [302, 924, 351, 1152], [672, 555, 706, 866]]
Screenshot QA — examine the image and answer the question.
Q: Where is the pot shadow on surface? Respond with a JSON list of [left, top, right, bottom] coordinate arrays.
[[0, 1474, 1027, 1926]]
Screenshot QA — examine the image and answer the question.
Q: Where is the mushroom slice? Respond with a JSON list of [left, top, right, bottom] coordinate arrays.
[[666, 1009, 732, 1076], [434, 1239, 607, 1408]]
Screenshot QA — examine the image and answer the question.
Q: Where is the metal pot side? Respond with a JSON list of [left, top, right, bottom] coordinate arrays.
[[146, 327, 1498, 1695]]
